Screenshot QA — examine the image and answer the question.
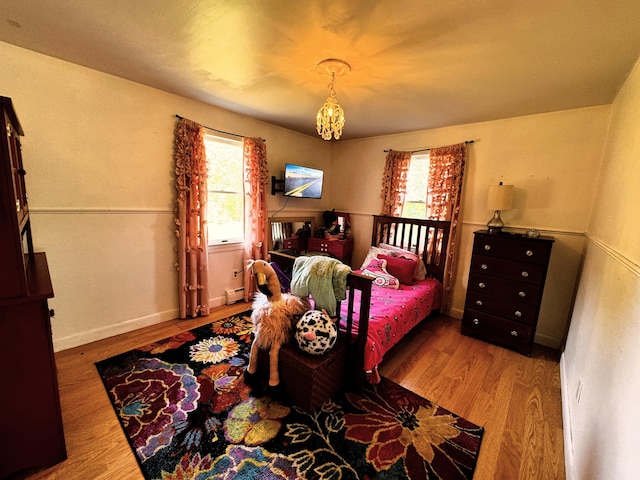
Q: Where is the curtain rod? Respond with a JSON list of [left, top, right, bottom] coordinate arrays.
[[384, 139, 474, 154], [174, 114, 266, 142]]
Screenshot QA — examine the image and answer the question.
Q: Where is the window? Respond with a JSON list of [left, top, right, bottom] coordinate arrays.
[[402, 153, 430, 219], [204, 134, 244, 245]]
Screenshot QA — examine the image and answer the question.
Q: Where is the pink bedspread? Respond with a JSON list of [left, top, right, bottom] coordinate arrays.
[[339, 277, 442, 372]]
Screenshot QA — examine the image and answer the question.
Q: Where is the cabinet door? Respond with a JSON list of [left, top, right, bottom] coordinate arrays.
[[0, 300, 66, 476]]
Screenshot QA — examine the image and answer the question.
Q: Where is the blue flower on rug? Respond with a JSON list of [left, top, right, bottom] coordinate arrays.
[[103, 358, 200, 461], [189, 336, 240, 363]]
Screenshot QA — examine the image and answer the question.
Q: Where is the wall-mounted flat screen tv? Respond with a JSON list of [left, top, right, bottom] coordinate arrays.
[[283, 163, 324, 199]]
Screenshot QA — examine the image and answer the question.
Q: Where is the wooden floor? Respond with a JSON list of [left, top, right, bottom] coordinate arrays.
[[24, 303, 565, 480]]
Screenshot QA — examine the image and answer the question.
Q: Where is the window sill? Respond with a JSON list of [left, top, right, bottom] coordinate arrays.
[[208, 242, 244, 254]]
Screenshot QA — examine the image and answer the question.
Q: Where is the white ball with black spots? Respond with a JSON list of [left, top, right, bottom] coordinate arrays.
[[295, 310, 337, 355]]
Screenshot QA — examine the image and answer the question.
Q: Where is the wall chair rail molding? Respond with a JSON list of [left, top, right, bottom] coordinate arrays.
[[586, 233, 640, 277], [30, 207, 174, 215]]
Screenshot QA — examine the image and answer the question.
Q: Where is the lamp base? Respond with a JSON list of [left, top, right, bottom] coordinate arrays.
[[487, 210, 505, 234]]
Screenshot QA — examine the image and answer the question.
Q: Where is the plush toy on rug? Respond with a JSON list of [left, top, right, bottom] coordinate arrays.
[[295, 309, 338, 356], [244, 259, 309, 396]]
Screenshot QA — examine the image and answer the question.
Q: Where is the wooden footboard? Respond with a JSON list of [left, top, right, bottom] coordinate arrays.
[[268, 250, 373, 392]]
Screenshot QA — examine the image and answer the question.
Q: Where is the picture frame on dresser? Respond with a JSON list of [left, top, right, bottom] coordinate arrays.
[[461, 230, 554, 356]]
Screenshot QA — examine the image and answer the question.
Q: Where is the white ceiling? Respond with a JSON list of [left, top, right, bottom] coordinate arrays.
[[2, 0, 640, 140]]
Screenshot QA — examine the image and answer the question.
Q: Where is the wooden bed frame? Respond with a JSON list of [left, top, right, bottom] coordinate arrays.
[[269, 215, 451, 391]]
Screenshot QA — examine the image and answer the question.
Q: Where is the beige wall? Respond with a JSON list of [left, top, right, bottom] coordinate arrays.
[[331, 106, 610, 348], [561, 57, 640, 479], [1, 41, 331, 350]]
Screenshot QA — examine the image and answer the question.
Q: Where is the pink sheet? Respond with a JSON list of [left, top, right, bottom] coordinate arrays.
[[339, 277, 442, 372]]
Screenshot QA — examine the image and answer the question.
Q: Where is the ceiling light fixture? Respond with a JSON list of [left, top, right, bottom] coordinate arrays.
[[316, 58, 351, 141]]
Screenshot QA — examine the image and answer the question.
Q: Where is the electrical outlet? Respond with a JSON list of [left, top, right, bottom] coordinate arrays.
[[576, 379, 583, 403], [233, 268, 242, 278]]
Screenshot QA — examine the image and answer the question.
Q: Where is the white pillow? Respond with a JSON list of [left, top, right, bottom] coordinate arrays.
[[359, 246, 397, 271]]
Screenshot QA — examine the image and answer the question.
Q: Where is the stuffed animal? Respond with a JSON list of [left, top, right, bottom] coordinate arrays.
[[295, 309, 337, 355], [244, 259, 309, 394]]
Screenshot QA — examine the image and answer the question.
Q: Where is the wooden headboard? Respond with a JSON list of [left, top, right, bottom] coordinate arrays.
[[371, 215, 451, 284]]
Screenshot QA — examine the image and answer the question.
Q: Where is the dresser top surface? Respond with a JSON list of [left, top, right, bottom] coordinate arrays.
[[473, 230, 555, 243]]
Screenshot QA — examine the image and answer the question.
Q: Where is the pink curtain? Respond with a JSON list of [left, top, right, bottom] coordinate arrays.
[[242, 137, 269, 301], [427, 142, 467, 314], [380, 150, 411, 216], [174, 118, 210, 318]]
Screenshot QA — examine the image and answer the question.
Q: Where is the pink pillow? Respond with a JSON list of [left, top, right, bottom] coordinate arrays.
[[378, 254, 416, 285], [377, 243, 427, 280], [362, 258, 400, 289]]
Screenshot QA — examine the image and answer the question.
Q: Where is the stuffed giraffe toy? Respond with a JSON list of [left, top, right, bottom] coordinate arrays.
[[244, 259, 309, 396]]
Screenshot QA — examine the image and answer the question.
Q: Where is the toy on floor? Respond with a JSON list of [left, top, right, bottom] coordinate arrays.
[[244, 259, 309, 396], [295, 309, 337, 355]]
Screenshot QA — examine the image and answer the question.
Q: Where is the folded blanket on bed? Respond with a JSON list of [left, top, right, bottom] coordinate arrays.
[[290, 255, 351, 316]]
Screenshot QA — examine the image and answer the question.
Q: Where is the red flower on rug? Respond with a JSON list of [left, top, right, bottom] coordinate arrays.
[[344, 380, 477, 479], [137, 331, 196, 354]]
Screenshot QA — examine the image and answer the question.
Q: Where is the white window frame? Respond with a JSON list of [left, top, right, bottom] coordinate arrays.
[[204, 134, 244, 249], [402, 153, 430, 219]]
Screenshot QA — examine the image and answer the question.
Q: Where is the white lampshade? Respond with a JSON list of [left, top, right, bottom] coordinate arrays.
[[487, 184, 514, 211]]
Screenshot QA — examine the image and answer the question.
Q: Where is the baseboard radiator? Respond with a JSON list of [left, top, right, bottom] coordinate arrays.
[[225, 287, 245, 305]]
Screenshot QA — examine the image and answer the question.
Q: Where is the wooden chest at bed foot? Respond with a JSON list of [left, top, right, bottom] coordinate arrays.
[[278, 341, 347, 412]]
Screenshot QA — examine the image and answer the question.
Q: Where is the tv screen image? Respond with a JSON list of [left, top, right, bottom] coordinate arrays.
[[283, 164, 323, 199]]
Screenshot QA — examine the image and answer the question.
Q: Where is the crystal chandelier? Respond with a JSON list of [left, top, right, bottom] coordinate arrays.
[[315, 59, 351, 141]]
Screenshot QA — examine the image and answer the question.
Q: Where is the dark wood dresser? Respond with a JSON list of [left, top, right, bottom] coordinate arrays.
[[461, 230, 554, 356], [0, 96, 66, 478]]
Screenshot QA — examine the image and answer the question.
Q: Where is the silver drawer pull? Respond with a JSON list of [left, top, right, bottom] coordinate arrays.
[[511, 330, 518, 337], [515, 310, 522, 317], [481, 264, 488, 270], [473, 318, 479, 325], [519, 291, 526, 297], [478, 282, 486, 288], [521, 271, 529, 278], [526, 250, 533, 257], [476, 300, 483, 306], [484, 244, 491, 250]]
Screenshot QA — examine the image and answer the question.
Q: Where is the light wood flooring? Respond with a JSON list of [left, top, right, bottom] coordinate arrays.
[[24, 303, 565, 479]]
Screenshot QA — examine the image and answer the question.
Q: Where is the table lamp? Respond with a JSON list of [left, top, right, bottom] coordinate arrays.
[[487, 182, 514, 233]]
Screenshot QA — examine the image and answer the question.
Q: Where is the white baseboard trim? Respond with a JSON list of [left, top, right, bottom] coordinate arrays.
[[210, 295, 230, 308], [53, 307, 180, 352], [533, 331, 562, 349], [53, 295, 239, 353], [560, 352, 575, 480]]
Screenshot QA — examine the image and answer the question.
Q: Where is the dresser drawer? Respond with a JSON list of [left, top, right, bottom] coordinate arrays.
[[470, 255, 546, 285], [472, 233, 553, 265], [462, 310, 533, 354], [467, 273, 541, 305], [464, 291, 537, 325], [307, 238, 353, 263]]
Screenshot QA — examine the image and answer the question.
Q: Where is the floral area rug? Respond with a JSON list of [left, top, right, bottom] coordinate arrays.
[[95, 310, 484, 479]]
